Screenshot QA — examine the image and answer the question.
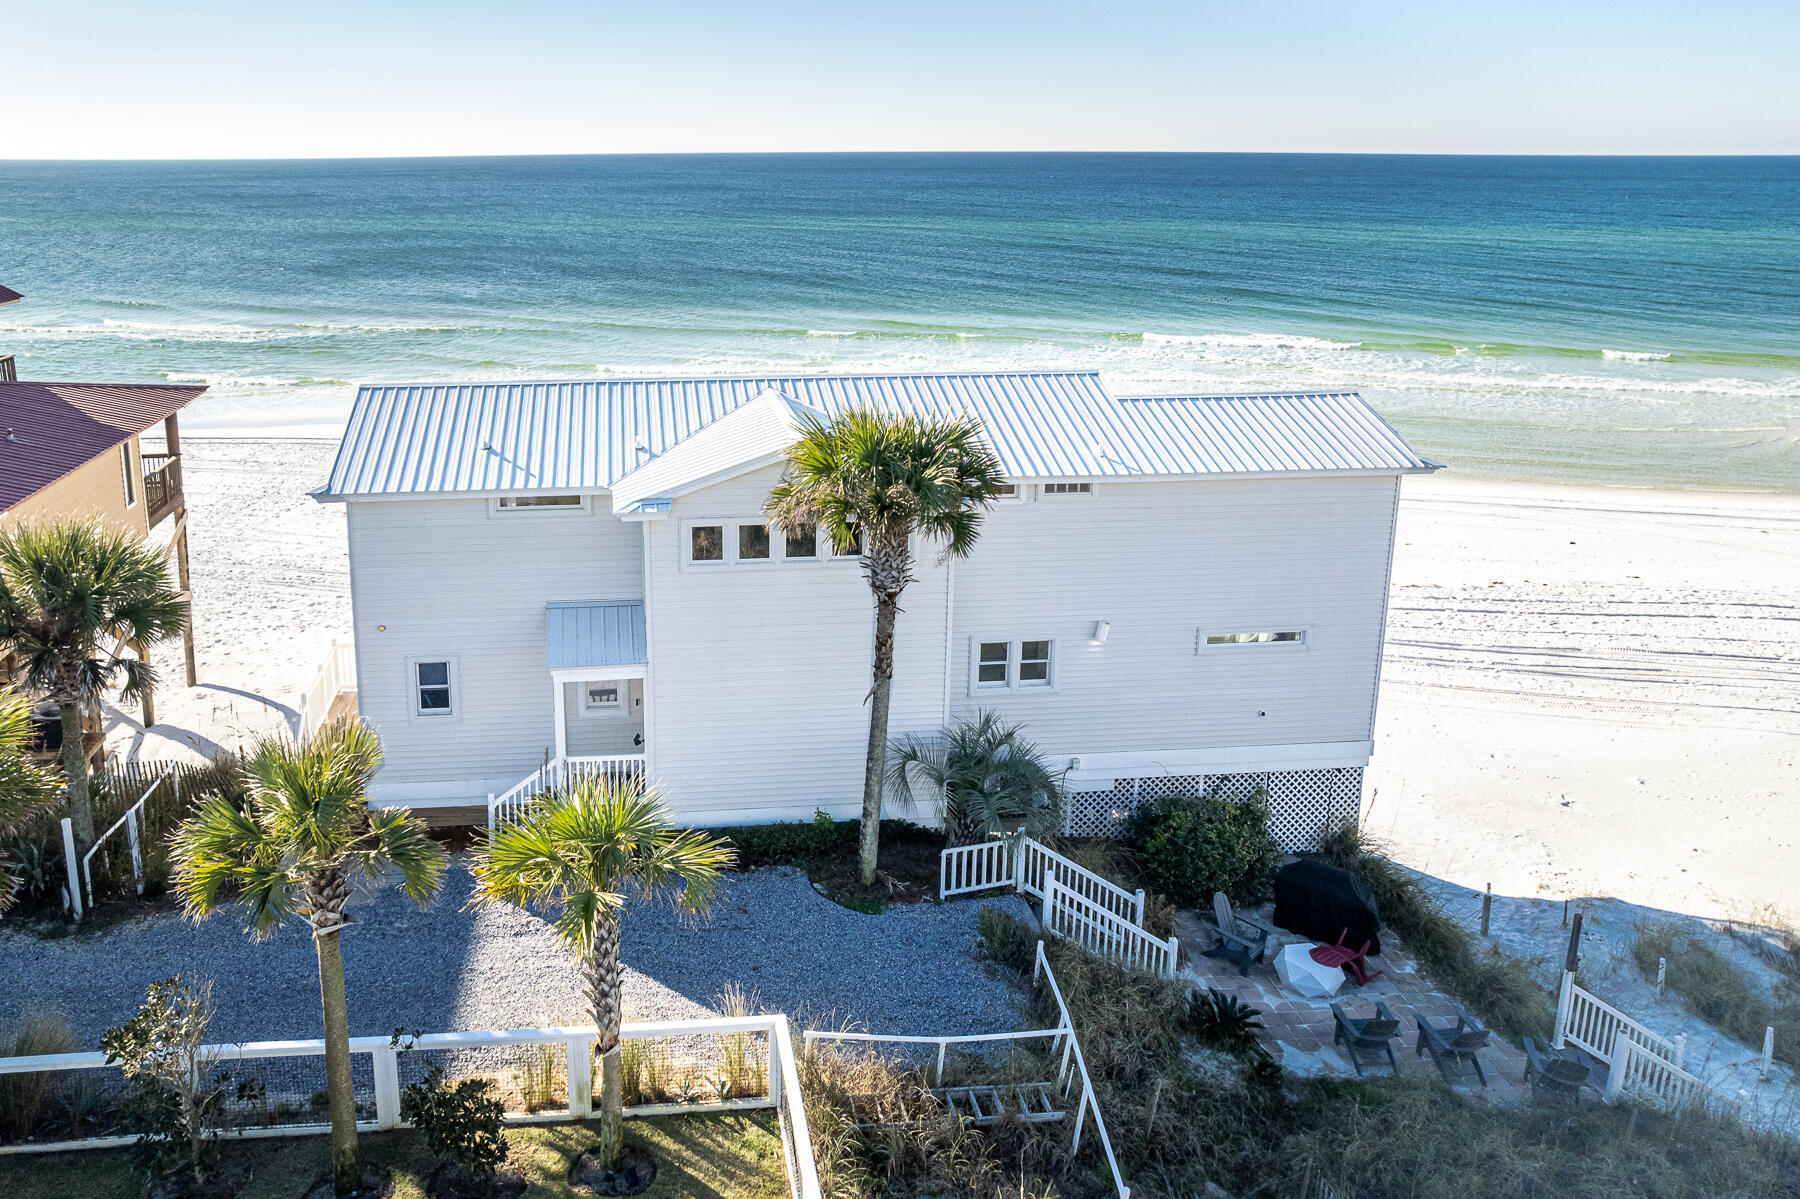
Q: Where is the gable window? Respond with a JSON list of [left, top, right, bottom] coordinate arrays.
[[690, 525, 725, 562], [497, 495, 582, 510], [832, 526, 863, 558], [784, 524, 819, 560], [583, 680, 623, 714], [121, 445, 136, 507], [738, 523, 771, 561], [972, 639, 1056, 693], [415, 661, 453, 716], [1204, 630, 1306, 648], [1042, 482, 1092, 495]]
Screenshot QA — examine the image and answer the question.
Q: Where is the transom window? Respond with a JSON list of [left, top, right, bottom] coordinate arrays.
[[1205, 630, 1306, 647], [973, 639, 1055, 692], [1042, 482, 1092, 495], [415, 661, 453, 716], [497, 495, 583, 510]]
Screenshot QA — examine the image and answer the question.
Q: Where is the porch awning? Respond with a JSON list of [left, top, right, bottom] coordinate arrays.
[[546, 600, 647, 670]]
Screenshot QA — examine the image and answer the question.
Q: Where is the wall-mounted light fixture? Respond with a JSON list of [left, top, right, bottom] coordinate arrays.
[[1091, 620, 1111, 645]]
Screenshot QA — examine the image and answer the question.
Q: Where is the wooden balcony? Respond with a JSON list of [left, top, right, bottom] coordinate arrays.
[[142, 452, 183, 528], [0, 353, 15, 383]]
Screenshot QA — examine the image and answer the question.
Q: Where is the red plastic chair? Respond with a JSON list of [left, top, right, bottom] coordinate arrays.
[[1310, 930, 1382, 986]]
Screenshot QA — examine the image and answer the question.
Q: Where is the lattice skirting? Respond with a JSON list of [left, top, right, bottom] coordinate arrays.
[[1064, 767, 1363, 852]]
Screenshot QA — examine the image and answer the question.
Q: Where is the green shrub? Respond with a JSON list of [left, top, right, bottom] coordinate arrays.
[[1130, 785, 1280, 906], [100, 976, 222, 1184], [885, 711, 1065, 844], [715, 809, 856, 868], [0, 1011, 77, 1142], [1186, 990, 1269, 1061], [398, 1066, 509, 1183], [975, 905, 1036, 973]]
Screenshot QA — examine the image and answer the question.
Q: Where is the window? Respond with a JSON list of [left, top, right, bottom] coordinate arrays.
[[1019, 640, 1052, 686], [121, 444, 136, 507], [991, 482, 1025, 504], [1204, 630, 1306, 648], [1042, 482, 1092, 495], [784, 524, 819, 560], [973, 639, 1055, 693], [497, 495, 582, 510], [977, 641, 1011, 687], [690, 525, 724, 562], [832, 526, 863, 557], [738, 523, 771, 561], [583, 680, 623, 713], [415, 661, 453, 716]]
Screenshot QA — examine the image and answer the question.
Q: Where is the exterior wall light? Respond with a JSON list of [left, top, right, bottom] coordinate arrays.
[[1091, 620, 1111, 645]]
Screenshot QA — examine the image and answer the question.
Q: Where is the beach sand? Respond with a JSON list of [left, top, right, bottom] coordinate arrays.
[[113, 442, 1800, 922]]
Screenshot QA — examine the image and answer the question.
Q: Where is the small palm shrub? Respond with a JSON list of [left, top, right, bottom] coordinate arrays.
[[886, 711, 1064, 845], [1129, 785, 1280, 906], [399, 1066, 509, 1188], [1186, 989, 1269, 1061]]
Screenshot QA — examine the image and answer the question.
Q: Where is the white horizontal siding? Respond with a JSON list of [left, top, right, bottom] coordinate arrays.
[[644, 465, 948, 823], [346, 497, 643, 805], [946, 475, 1399, 763]]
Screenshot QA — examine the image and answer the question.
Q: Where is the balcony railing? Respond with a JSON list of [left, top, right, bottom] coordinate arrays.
[[141, 453, 182, 527], [0, 353, 15, 383]]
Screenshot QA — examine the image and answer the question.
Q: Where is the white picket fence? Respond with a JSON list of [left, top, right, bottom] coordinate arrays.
[[0, 1015, 822, 1198], [1041, 879, 1180, 978], [941, 833, 1145, 928], [297, 639, 356, 743], [1554, 972, 1725, 1113], [488, 754, 647, 829], [80, 766, 176, 908]]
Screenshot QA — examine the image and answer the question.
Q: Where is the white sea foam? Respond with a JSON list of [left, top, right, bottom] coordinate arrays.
[[806, 329, 860, 338], [1141, 331, 1360, 351], [1602, 349, 1673, 362]]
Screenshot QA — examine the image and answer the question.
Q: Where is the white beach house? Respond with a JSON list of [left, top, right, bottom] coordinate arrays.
[[314, 371, 1437, 848]]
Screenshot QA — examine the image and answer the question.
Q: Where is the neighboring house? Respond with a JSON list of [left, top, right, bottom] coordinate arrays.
[[0, 285, 207, 727], [315, 371, 1438, 848]]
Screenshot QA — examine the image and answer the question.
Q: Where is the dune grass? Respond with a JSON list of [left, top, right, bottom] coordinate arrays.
[[0, 1113, 786, 1199], [1634, 920, 1800, 1070]]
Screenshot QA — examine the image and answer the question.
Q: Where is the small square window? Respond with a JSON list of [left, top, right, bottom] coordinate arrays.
[[738, 523, 771, 560], [784, 525, 818, 559], [1019, 640, 1052, 685], [833, 527, 863, 557], [691, 525, 724, 562], [977, 641, 1010, 687], [416, 661, 452, 715]]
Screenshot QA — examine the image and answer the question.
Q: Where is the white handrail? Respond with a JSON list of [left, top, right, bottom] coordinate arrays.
[[1033, 941, 1130, 1199], [1605, 1036, 1720, 1111], [939, 832, 1145, 929], [298, 639, 356, 743], [1554, 973, 1679, 1067], [81, 766, 176, 908], [488, 754, 647, 830], [1042, 878, 1179, 977]]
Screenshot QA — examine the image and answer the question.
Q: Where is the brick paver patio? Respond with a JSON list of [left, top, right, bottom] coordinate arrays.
[[1173, 907, 1532, 1102]]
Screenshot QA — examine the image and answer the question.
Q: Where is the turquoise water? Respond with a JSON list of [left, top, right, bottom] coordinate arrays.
[[2, 154, 1796, 489]]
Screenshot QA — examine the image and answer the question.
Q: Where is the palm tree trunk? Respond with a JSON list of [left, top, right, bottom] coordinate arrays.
[[308, 878, 360, 1196], [861, 589, 900, 887], [57, 699, 95, 852], [583, 911, 625, 1168]]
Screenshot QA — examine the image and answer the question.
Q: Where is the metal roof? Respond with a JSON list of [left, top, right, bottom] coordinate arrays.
[[319, 373, 1434, 501], [609, 387, 824, 514], [0, 284, 21, 306], [545, 600, 647, 670], [0, 381, 208, 512]]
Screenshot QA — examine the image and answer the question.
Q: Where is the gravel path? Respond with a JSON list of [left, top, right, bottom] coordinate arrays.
[[0, 865, 1032, 1048]]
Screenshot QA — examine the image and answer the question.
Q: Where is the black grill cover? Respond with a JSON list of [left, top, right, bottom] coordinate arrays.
[[1272, 860, 1381, 957]]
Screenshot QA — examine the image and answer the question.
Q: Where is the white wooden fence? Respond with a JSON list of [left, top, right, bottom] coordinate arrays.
[[488, 754, 648, 829], [1605, 1036, 1719, 1111], [1041, 879, 1180, 978], [941, 833, 1145, 927], [80, 766, 176, 909], [297, 639, 356, 743], [0, 1015, 821, 1198], [1554, 972, 1726, 1113]]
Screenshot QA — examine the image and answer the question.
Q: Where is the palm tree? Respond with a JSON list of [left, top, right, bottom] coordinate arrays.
[[0, 518, 188, 852], [765, 408, 1006, 885], [886, 710, 1065, 846], [169, 719, 446, 1197], [0, 686, 62, 912], [468, 779, 733, 1172]]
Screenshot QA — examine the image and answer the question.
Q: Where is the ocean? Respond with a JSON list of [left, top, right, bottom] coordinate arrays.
[[2, 153, 1796, 490]]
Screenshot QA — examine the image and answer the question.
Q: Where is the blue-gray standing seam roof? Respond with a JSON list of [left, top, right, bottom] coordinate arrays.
[[546, 601, 647, 670]]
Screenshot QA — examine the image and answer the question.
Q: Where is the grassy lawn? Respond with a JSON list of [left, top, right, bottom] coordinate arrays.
[[0, 1113, 787, 1199]]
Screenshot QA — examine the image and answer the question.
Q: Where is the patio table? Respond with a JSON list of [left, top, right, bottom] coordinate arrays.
[[1275, 941, 1345, 998]]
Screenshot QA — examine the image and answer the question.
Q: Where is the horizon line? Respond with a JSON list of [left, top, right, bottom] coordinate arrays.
[[4, 149, 1800, 165]]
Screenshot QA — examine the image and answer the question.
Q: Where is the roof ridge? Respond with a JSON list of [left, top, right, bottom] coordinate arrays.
[[353, 368, 1105, 394]]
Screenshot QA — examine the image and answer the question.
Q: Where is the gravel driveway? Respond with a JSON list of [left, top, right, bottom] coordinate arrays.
[[0, 865, 1032, 1048]]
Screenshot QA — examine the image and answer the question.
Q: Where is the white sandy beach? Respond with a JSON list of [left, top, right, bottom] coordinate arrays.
[[113, 441, 1800, 924]]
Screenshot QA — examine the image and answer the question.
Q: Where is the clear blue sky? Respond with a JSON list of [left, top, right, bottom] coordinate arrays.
[[6, 1, 1798, 158]]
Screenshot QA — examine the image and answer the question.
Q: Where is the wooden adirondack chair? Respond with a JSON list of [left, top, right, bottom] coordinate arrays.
[[1522, 1037, 1593, 1100], [1332, 999, 1402, 1075], [1202, 892, 1270, 976], [1415, 1011, 1491, 1086]]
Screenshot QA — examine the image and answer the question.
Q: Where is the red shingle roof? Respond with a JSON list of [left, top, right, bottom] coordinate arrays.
[[0, 381, 207, 512]]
